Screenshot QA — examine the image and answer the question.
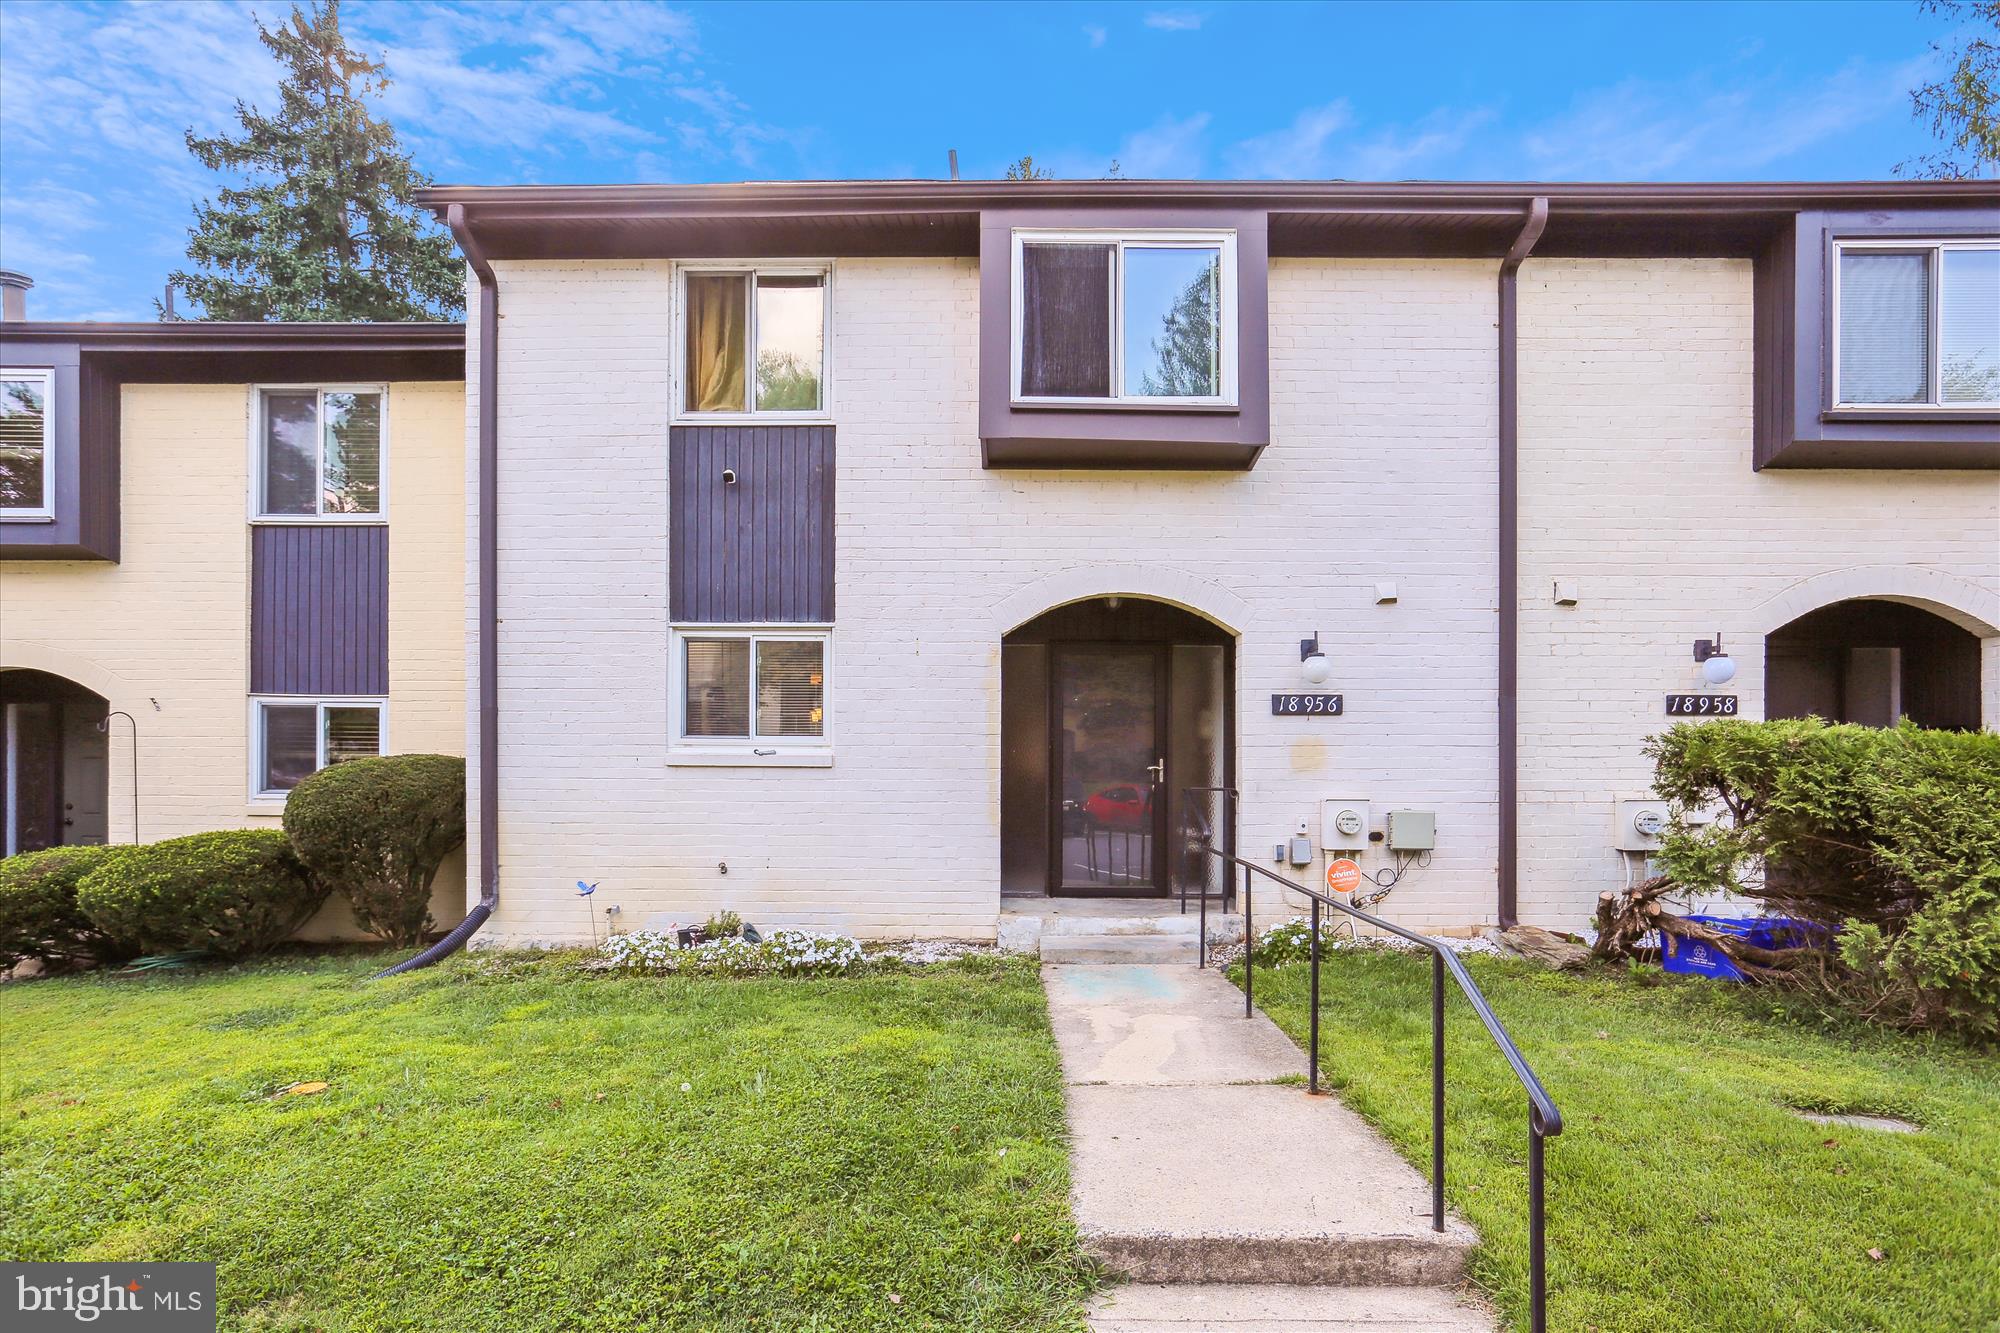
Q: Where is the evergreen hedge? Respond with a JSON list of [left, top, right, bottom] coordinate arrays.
[[75, 830, 323, 958], [282, 754, 465, 947], [0, 845, 131, 970], [1647, 719, 2000, 1037]]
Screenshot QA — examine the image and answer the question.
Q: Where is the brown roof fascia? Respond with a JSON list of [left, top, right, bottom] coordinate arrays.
[[419, 179, 1994, 261], [0, 321, 464, 354], [417, 178, 1998, 216]]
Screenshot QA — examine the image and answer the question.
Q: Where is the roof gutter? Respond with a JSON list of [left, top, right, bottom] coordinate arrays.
[[1497, 196, 1548, 931], [378, 204, 499, 976]]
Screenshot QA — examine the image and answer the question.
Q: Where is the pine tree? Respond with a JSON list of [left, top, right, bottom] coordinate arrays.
[[169, 0, 462, 321]]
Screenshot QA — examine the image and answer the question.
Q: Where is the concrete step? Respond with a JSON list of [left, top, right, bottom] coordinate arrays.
[[1043, 912, 1205, 936], [1042, 934, 1201, 965], [1000, 900, 1244, 958], [1088, 1283, 1494, 1331], [1070, 1085, 1476, 1286], [1046, 964, 1479, 1288]]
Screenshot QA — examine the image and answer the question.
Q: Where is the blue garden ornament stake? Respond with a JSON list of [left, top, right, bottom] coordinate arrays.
[[577, 881, 600, 948]]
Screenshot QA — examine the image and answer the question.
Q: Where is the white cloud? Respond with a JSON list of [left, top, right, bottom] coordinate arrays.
[[1116, 112, 1212, 177], [1036, 111, 1211, 179], [1227, 102, 1353, 178], [1143, 10, 1205, 32], [0, 0, 814, 317], [1227, 102, 1493, 181], [1520, 56, 1933, 179]]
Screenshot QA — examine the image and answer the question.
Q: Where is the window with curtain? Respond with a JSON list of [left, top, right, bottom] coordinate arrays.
[[1015, 230, 1234, 405], [256, 387, 385, 517], [674, 629, 829, 753], [1836, 241, 2000, 408], [253, 698, 385, 796], [681, 268, 827, 415], [0, 368, 53, 516]]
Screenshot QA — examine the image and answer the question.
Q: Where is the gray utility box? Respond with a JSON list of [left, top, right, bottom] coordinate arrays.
[[1384, 810, 1437, 852]]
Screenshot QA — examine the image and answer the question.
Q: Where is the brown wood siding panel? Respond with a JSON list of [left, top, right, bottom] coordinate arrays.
[[669, 425, 834, 623], [250, 524, 389, 695]]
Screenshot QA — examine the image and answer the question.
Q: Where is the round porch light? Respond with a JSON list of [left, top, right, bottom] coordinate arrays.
[[1301, 652, 1333, 685], [1701, 653, 1737, 686]]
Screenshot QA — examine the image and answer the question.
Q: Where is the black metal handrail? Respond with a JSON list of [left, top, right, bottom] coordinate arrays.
[[1182, 788, 1564, 1333]]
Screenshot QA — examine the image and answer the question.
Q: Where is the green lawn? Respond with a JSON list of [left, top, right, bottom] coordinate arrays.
[[0, 951, 1094, 1331], [1240, 948, 2000, 1333]]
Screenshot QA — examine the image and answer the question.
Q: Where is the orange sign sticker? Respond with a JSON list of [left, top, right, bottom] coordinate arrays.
[[1326, 858, 1362, 894]]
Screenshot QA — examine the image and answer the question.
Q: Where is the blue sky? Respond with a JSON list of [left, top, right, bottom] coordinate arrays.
[[0, 0, 1980, 320]]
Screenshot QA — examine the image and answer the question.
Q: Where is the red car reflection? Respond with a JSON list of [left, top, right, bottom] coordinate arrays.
[[1082, 783, 1153, 830]]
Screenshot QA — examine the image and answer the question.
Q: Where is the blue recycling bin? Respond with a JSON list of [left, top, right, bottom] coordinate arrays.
[[1659, 915, 1830, 982]]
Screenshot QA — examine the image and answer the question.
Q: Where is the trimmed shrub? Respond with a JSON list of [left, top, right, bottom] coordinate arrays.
[[1642, 718, 2000, 1037], [282, 754, 465, 946], [0, 845, 132, 970], [76, 830, 323, 958]]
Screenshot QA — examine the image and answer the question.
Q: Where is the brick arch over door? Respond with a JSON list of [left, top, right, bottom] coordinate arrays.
[[1750, 566, 2000, 731], [991, 563, 1250, 638]]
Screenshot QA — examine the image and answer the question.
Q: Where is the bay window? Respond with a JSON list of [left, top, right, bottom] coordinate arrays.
[[1012, 230, 1236, 405], [1834, 240, 1999, 409], [0, 368, 54, 518]]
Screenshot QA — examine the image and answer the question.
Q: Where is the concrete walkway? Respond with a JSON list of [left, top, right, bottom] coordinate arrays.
[[1043, 963, 1490, 1331]]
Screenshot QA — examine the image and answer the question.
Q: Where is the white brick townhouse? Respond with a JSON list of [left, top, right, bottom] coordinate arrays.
[[419, 179, 1999, 951]]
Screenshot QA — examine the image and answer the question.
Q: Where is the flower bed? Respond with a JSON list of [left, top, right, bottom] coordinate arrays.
[[601, 927, 865, 977]]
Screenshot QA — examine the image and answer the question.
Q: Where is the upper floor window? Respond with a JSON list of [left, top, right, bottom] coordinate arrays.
[[1011, 229, 1237, 406], [255, 386, 385, 519], [678, 266, 829, 417], [1835, 240, 1999, 409], [0, 368, 54, 518]]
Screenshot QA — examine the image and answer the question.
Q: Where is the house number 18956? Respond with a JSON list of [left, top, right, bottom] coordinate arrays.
[[1272, 693, 1344, 716]]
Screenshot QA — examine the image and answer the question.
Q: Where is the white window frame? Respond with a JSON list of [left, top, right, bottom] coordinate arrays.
[[668, 625, 833, 767], [670, 263, 835, 424], [248, 696, 388, 801], [1010, 228, 1239, 408], [1830, 238, 2000, 412], [248, 384, 391, 523], [0, 366, 56, 521]]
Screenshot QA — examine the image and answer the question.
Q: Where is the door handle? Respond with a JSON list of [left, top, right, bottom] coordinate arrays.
[[1146, 760, 1165, 782]]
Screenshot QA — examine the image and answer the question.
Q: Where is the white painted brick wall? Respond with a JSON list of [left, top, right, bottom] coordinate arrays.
[[470, 254, 1998, 946], [1517, 259, 2000, 929], [474, 257, 1505, 943]]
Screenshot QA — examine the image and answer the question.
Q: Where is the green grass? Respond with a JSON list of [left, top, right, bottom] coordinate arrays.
[[0, 951, 1094, 1331], [1239, 949, 2000, 1333]]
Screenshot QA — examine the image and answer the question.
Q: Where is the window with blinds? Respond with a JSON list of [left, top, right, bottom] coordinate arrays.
[[673, 629, 829, 755], [1836, 241, 2000, 408], [0, 368, 53, 515], [252, 698, 386, 796], [255, 386, 385, 517]]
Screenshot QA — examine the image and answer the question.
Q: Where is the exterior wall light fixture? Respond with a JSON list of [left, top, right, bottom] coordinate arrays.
[[1300, 634, 1333, 685], [1693, 633, 1737, 686]]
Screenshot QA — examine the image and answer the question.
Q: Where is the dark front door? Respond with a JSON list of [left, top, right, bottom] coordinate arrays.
[[1052, 644, 1167, 895], [1, 671, 109, 856]]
